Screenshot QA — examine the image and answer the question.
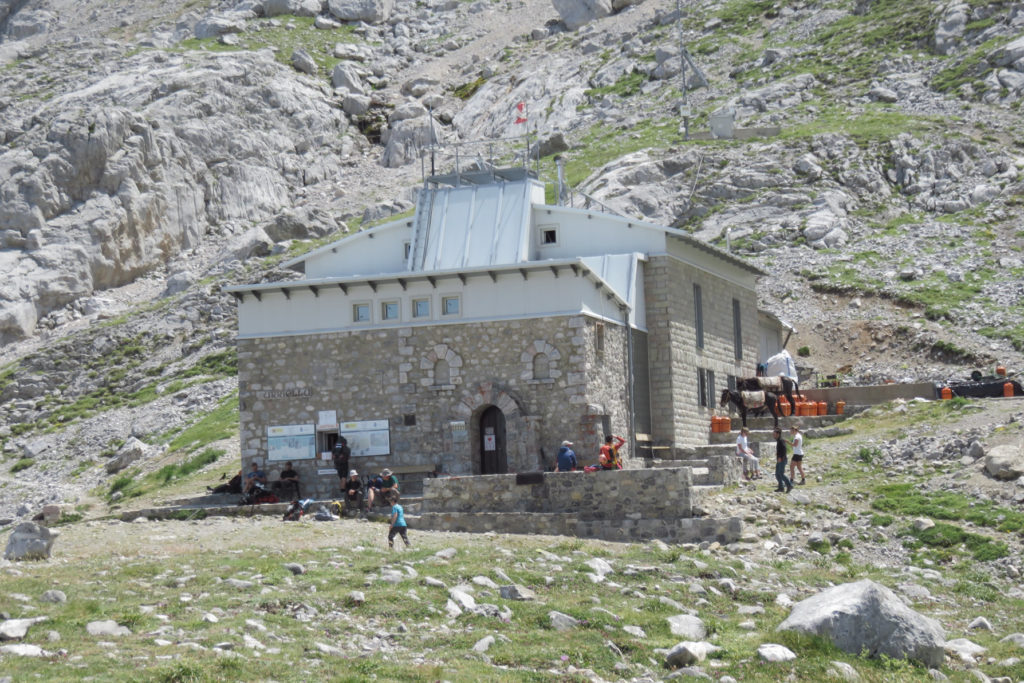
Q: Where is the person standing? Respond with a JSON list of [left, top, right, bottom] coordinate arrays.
[[386, 491, 411, 549], [736, 427, 761, 480], [332, 437, 351, 492], [555, 440, 577, 472], [773, 428, 793, 493], [599, 434, 626, 470], [788, 426, 806, 485]]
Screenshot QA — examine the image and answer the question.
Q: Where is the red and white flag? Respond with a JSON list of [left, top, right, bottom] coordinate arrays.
[[513, 101, 527, 125]]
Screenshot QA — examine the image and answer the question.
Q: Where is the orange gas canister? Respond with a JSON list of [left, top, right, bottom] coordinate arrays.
[[817, 401, 827, 415], [779, 396, 791, 416], [721, 415, 731, 432], [1004, 382, 1014, 398], [836, 400, 846, 415], [997, 365, 1007, 377], [940, 386, 953, 400], [711, 415, 721, 433]]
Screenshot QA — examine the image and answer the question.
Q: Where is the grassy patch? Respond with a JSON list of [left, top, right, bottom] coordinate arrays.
[[584, 70, 648, 99], [10, 457, 35, 473], [167, 392, 239, 453], [905, 521, 1009, 562], [177, 16, 358, 80], [452, 76, 487, 100], [872, 483, 1024, 532], [108, 448, 227, 501]]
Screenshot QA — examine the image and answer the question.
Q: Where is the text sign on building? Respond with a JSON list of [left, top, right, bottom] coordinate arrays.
[[339, 419, 391, 457], [267, 424, 316, 461]]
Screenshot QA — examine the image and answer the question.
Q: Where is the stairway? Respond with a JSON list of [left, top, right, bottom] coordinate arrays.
[[644, 412, 854, 486]]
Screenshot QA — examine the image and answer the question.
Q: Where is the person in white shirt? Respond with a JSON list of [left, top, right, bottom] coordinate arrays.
[[788, 426, 806, 485], [736, 427, 761, 480]]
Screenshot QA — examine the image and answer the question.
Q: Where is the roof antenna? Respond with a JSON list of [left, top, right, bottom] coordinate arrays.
[[676, 0, 708, 140]]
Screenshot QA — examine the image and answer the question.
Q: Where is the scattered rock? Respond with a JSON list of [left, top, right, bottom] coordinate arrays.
[[758, 643, 796, 662], [3, 522, 55, 561], [777, 580, 945, 667]]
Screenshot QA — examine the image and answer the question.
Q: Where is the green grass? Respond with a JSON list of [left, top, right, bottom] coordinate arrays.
[[872, 483, 1024, 533], [108, 448, 227, 501], [163, 392, 239, 454], [905, 521, 1009, 562], [10, 457, 35, 473], [177, 15, 358, 81], [584, 70, 649, 99]]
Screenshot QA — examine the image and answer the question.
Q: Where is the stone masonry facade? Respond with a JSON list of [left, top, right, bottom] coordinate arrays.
[[644, 254, 760, 451], [415, 468, 744, 544], [237, 313, 633, 499]]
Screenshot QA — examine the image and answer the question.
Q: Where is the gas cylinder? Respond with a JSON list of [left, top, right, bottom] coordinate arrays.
[[1004, 382, 1014, 398], [940, 386, 953, 400], [836, 400, 845, 415]]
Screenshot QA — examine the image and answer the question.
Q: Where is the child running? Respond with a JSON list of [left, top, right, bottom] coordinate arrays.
[[387, 491, 411, 549]]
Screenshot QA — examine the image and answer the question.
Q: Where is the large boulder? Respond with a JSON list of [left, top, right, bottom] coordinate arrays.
[[263, 0, 323, 17], [983, 444, 1024, 480], [327, 0, 392, 23], [777, 580, 945, 667], [551, 0, 612, 30], [105, 437, 149, 474], [3, 522, 56, 561]]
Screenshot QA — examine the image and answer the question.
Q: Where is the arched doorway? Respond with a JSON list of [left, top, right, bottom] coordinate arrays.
[[479, 405, 507, 474]]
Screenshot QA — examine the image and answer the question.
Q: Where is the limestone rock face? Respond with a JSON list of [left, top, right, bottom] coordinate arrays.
[[3, 522, 56, 561], [777, 579, 945, 667], [0, 50, 352, 344]]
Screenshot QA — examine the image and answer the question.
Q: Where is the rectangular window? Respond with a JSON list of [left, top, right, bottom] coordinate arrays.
[[595, 322, 605, 356], [441, 295, 460, 316], [697, 369, 708, 408], [540, 226, 558, 245], [707, 369, 715, 407], [381, 301, 399, 321], [353, 302, 370, 323], [693, 284, 704, 349], [733, 298, 743, 360], [403, 241, 411, 260], [727, 375, 737, 392], [412, 298, 430, 318]]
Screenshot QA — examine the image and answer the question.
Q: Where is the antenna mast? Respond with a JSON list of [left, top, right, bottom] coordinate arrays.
[[675, 0, 708, 140]]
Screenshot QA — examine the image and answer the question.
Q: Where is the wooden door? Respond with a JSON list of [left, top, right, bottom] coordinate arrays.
[[479, 406, 507, 474]]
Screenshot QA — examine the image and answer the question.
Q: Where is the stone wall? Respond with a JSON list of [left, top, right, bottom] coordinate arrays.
[[644, 255, 760, 450], [237, 314, 631, 499], [415, 468, 743, 544], [423, 467, 701, 517]]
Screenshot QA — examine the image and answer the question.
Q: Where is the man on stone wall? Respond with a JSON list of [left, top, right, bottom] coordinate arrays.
[[555, 441, 577, 472]]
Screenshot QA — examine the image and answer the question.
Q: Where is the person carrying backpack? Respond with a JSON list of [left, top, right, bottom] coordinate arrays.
[[599, 434, 625, 470]]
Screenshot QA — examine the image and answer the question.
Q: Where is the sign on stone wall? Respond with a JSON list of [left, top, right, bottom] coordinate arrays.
[[267, 424, 316, 461], [339, 419, 391, 457], [450, 421, 467, 443]]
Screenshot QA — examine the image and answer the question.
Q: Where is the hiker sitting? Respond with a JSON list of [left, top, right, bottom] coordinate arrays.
[[343, 469, 363, 508], [208, 470, 242, 495], [365, 468, 399, 510], [244, 462, 267, 494], [273, 461, 300, 499]]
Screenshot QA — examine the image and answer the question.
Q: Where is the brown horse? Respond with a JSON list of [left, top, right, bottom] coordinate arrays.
[[738, 375, 799, 410], [720, 389, 780, 429]]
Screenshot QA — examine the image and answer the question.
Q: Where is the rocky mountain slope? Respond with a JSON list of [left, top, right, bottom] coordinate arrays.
[[2, 0, 1024, 523]]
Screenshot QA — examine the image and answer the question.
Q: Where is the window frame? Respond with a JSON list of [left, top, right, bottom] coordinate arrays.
[[538, 224, 559, 246], [381, 300, 400, 322], [352, 302, 371, 324], [412, 297, 431, 319], [441, 295, 461, 317], [732, 298, 743, 361], [693, 283, 704, 349]]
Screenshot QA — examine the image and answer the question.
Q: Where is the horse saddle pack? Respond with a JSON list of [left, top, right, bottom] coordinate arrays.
[[741, 390, 766, 409], [759, 376, 783, 392]]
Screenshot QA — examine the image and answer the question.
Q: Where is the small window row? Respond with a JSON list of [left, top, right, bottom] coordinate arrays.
[[352, 295, 460, 324]]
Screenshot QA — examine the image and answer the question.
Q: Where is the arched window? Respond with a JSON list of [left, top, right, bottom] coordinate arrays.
[[434, 359, 451, 386], [532, 353, 550, 380]]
